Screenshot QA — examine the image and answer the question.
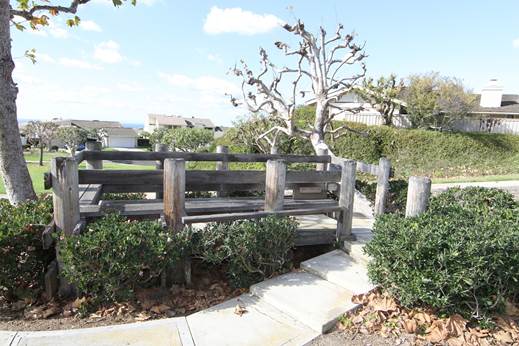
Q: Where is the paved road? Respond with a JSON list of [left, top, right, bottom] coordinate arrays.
[[431, 180, 519, 200]]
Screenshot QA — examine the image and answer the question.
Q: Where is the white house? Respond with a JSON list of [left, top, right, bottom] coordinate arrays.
[[144, 114, 215, 133]]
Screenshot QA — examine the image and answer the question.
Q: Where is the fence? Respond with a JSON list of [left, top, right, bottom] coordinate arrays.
[[339, 112, 519, 135], [46, 143, 393, 247]]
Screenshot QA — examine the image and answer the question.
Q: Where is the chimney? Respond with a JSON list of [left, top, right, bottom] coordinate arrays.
[[480, 79, 503, 108]]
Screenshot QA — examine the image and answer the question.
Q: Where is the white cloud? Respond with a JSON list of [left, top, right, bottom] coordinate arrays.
[[513, 38, 519, 48], [117, 82, 144, 92], [94, 40, 123, 64], [159, 72, 238, 94], [207, 53, 223, 64], [36, 53, 55, 64], [48, 22, 70, 39], [59, 57, 102, 70], [204, 6, 284, 35], [80, 20, 102, 32]]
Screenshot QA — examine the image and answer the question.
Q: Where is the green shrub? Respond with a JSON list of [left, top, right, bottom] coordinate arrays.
[[194, 216, 297, 287], [0, 195, 54, 301], [355, 179, 408, 214], [365, 187, 519, 317], [59, 214, 191, 304], [102, 193, 146, 200]]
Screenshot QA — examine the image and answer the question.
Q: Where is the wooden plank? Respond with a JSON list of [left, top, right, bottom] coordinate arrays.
[[155, 144, 169, 199], [78, 184, 103, 205], [85, 141, 103, 170], [163, 159, 185, 231], [265, 160, 286, 212], [73, 150, 85, 163], [374, 157, 391, 216], [216, 145, 229, 198], [82, 151, 331, 163], [295, 229, 336, 246], [336, 160, 356, 240], [78, 169, 341, 186], [182, 206, 342, 224], [405, 176, 431, 217], [331, 156, 379, 175], [51, 157, 80, 236], [81, 198, 339, 218]]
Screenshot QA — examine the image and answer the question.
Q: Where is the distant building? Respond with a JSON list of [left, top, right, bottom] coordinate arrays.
[[50, 118, 138, 148], [144, 114, 215, 133], [471, 79, 519, 118]]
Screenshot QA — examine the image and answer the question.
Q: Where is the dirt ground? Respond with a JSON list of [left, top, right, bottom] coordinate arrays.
[[311, 330, 416, 346]]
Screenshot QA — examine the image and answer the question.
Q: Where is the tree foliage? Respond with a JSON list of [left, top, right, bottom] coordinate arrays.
[[56, 126, 88, 155], [23, 120, 58, 165], [229, 19, 367, 153], [150, 127, 213, 152], [359, 75, 404, 126], [403, 72, 476, 129]]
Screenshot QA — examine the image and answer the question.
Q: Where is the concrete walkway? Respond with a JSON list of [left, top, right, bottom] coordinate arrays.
[[432, 180, 519, 199], [1, 213, 375, 346]]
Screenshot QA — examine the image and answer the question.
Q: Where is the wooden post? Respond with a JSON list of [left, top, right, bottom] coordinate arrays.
[[163, 158, 186, 231], [405, 176, 432, 217], [85, 141, 103, 170], [337, 160, 356, 241], [265, 159, 286, 212], [51, 157, 80, 236], [155, 143, 168, 199], [374, 157, 391, 216], [316, 148, 328, 172], [216, 145, 229, 197]]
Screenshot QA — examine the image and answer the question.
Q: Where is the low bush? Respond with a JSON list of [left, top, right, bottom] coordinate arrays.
[[194, 216, 297, 287], [365, 187, 519, 318], [0, 195, 54, 301], [59, 214, 191, 304], [356, 179, 408, 214]]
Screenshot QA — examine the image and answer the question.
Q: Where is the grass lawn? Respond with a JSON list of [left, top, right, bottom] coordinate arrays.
[[0, 151, 153, 195]]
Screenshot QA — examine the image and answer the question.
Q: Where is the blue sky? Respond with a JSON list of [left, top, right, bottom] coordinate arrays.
[[11, 0, 519, 126]]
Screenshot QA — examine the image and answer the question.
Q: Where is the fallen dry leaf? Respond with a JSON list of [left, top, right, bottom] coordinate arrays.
[[446, 335, 466, 346], [71, 297, 87, 309], [445, 314, 467, 337], [150, 304, 171, 314], [372, 295, 398, 312], [42, 306, 60, 319], [494, 330, 514, 344], [426, 319, 449, 343], [402, 318, 417, 333], [134, 312, 151, 321], [234, 304, 247, 317], [505, 300, 519, 318], [413, 311, 432, 325]]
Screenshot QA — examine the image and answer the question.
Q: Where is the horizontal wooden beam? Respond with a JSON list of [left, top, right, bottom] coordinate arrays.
[[80, 198, 339, 218], [182, 206, 342, 224], [78, 169, 341, 186], [82, 151, 331, 163]]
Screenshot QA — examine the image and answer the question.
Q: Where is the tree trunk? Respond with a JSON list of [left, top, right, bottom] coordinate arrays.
[[0, 1, 36, 203], [39, 145, 44, 166], [310, 100, 327, 152]]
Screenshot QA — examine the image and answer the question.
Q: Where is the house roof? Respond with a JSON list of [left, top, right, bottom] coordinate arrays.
[[472, 94, 519, 115], [147, 114, 215, 128], [103, 127, 138, 137], [304, 85, 407, 107], [54, 119, 123, 129]]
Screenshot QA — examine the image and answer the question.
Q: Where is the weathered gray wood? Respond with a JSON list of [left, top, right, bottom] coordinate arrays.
[[295, 229, 337, 246], [405, 176, 432, 217], [73, 150, 85, 164], [44, 260, 59, 300], [51, 157, 80, 236], [82, 198, 340, 218], [42, 221, 55, 250], [182, 206, 342, 224], [82, 151, 331, 163], [374, 157, 391, 216], [85, 141, 103, 170], [155, 143, 169, 199], [337, 160, 356, 240], [44, 171, 52, 190], [163, 159, 186, 231], [316, 148, 329, 171], [331, 156, 378, 175], [78, 169, 341, 186], [216, 145, 229, 198], [265, 160, 286, 212], [78, 184, 103, 205]]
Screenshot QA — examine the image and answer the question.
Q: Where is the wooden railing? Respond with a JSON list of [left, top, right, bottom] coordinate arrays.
[[48, 142, 392, 248]]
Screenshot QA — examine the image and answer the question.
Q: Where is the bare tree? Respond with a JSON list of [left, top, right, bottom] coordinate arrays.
[[1, 0, 134, 205], [24, 120, 59, 166], [230, 20, 367, 154], [358, 74, 405, 126]]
